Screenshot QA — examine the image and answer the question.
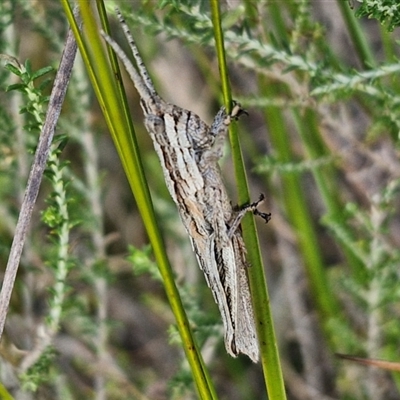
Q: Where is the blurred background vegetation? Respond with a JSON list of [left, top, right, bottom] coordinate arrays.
[[0, 0, 400, 399]]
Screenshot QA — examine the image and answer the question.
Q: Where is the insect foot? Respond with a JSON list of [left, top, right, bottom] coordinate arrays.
[[228, 194, 271, 238], [246, 194, 272, 224], [223, 101, 248, 125]]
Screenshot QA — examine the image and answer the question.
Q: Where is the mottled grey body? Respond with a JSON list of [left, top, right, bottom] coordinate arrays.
[[102, 9, 260, 362]]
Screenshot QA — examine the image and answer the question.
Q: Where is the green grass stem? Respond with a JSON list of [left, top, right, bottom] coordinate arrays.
[[210, 1, 286, 399], [61, 2, 217, 398]]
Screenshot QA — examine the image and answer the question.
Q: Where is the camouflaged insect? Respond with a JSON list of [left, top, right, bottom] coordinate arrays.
[[102, 9, 270, 362]]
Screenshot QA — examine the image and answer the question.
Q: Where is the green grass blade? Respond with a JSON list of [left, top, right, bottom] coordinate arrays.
[[61, 1, 217, 398], [336, 0, 376, 68], [209, 1, 286, 398]]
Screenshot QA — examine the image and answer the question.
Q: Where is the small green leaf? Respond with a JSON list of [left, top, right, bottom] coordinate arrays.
[[6, 82, 25, 92], [31, 65, 54, 81], [24, 59, 32, 75], [4, 62, 22, 76]]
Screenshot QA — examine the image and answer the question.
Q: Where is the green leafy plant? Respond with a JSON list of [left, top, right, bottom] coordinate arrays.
[[355, 0, 400, 31]]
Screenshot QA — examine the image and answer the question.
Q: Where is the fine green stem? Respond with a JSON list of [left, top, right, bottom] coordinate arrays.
[[260, 82, 331, 320], [210, 1, 286, 399], [62, 2, 217, 398], [336, 0, 376, 68]]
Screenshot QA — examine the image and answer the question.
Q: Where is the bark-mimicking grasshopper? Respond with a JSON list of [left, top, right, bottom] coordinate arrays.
[[102, 9, 270, 362]]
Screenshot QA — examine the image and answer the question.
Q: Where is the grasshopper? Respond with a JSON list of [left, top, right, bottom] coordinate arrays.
[[102, 9, 270, 362]]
